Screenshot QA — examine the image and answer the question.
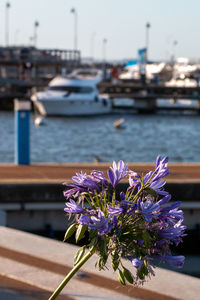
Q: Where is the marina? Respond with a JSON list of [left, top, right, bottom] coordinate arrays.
[[0, 1, 200, 295]]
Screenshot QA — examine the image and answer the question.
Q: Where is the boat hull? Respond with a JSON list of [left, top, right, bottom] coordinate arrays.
[[33, 99, 111, 116]]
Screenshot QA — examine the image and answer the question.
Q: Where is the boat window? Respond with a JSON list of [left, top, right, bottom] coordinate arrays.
[[48, 86, 94, 93]]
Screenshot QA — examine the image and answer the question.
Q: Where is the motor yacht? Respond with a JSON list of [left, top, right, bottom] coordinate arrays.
[[31, 74, 111, 116]]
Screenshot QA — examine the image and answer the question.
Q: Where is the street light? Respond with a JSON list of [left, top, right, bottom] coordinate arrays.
[[102, 38, 107, 79], [146, 22, 151, 60], [90, 32, 96, 62], [5, 2, 11, 47], [34, 21, 39, 48], [172, 40, 178, 63], [102, 38, 107, 62], [70, 8, 78, 51]]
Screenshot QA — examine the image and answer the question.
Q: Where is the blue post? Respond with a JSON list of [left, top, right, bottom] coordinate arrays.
[[14, 100, 31, 165]]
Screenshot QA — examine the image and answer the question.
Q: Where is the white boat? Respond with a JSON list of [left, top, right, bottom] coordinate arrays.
[[165, 76, 197, 87], [70, 68, 104, 84], [31, 74, 111, 116], [119, 62, 172, 81]]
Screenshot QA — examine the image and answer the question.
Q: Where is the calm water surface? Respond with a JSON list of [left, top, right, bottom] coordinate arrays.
[[0, 111, 200, 163]]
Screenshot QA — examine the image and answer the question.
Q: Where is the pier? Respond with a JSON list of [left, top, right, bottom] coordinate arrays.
[[98, 81, 200, 112], [0, 163, 200, 233]]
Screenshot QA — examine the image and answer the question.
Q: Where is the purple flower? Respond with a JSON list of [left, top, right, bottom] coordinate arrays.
[[143, 171, 154, 184], [72, 171, 100, 191], [63, 183, 86, 199], [138, 199, 160, 222], [64, 170, 108, 199], [64, 199, 85, 214], [159, 220, 186, 244], [159, 255, 185, 268], [150, 179, 169, 196], [160, 201, 182, 212], [131, 257, 143, 270], [90, 171, 109, 188], [78, 214, 91, 225], [107, 205, 123, 216], [157, 194, 171, 206], [89, 210, 113, 235], [108, 160, 128, 187], [153, 156, 169, 181], [119, 192, 137, 214]]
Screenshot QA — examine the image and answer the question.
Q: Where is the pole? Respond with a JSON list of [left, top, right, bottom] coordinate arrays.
[[34, 21, 39, 48], [5, 2, 10, 47], [71, 8, 78, 51], [14, 100, 31, 165], [90, 32, 96, 62], [146, 22, 151, 60], [102, 38, 107, 80]]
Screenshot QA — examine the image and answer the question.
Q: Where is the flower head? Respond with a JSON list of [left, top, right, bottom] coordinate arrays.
[[108, 160, 128, 187], [63, 158, 186, 286]]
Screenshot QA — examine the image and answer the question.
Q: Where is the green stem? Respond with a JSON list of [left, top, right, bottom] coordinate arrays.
[[48, 246, 95, 300]]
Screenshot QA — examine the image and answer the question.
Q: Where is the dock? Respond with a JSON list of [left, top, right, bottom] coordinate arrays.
[[0, 163, 200, 233], [98, 82, 200, 112], [0, 162, 200, 183], [1, 226, 199, 300]]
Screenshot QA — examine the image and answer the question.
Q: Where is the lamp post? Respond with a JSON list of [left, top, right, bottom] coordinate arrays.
[[102, 38, 107, 62], [172, 40, 178, 64], [90, 32, 96, 62], [102, 38, 107, 79], [5, 2, 11, 47], [34, 21, 39, 48], [146, 22, 151, 60], [70, 8, 78, 51]]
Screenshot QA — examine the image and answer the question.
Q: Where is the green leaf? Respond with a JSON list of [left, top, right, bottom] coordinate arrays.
[[98, 238, 106, 257], [74, 246, 86, 265], [141, 261, 148, 276], [75, 224, 87, 243], [98, 257, 105, 270], [112, 257, 119, 271], [89, 229, 97, 240], [111, 251, 119, 271], [123, 268, 134, 284], [118, 269, 126, 285], [63, 223, 76, 242], [88, 237, 97, 249], [137, 269, 145, 280]]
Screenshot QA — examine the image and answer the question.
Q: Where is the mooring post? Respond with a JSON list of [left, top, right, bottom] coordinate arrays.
[[14, 99, 31, 165]]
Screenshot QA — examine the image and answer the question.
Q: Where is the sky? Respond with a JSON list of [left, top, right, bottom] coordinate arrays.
[[0, 0, 199, 61]]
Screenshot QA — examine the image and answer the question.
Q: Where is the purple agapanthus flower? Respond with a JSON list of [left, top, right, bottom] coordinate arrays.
[[150, 179, 169, 196], [72, 171, 100, 191], [90, 170, 109, 188], [64, 199, 85, 214], [64, 170, 108, 199], [130, 257, 143, 270], [78, 214, 91, 225], [160, 201, 182, 212], [62, 157, 186, 288], [107, 205, 123, 216], [108, 160, 128, 187], [138, 198, 160, 222], [89, 210, 113, 235], [153, 156, 169, 181], [118, 192, 137, 214], [158, 255, 185, 268], [159, 220, 186, 244]]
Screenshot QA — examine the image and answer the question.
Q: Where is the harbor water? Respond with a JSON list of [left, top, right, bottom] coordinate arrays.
[[0, 110, 200, 163]]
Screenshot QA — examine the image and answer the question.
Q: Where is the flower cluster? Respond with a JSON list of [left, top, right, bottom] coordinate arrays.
[[63, 157, 186, 285]]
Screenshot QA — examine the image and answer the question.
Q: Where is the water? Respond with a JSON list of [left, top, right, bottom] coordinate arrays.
[[1, 111, 200, 163]]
